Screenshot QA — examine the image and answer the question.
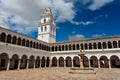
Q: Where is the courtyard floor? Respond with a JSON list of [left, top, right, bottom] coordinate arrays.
[[0, 67, 120, 80]]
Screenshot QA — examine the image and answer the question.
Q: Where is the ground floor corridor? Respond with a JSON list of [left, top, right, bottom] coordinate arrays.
[[0, 53, 120, 71]]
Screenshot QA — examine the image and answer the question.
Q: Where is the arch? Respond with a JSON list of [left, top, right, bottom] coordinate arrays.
[[22, 39, 26, 46], [0, 32, 6, 42], [39, 43, 41, 49], [110, 55, 120, 68], [66, 56, 72, 67], [62, 45, 64, 51], [17, 37, 21, 45], [65, 45, 68, 51], [12, 36, 17, 44], [118, 40, 120, 48], [33, 42, 35, 48], [9, 54, 19, 70], [36, 43, 38, 49], [20, 55, 28, 69], [89, 43, 92, 49], [55, 46, 57, 51], [76, 44, 79, 50], [6, 34, 12, 43], [83, 56, 89, 67], [59, 57, 64, 67], [52, 46, 54, 51], [113, 41, 117, 48], [90, 56, 98, 67], [52, 57, 57, 67], [69, 44, 71, 50], [0, 53, 9, 70], [26, 40, 29, 47], [46, 57, 50, 67], [99, 56, 109, 68], [73, 56, 80, 67], [84, 43, 88, 50], [41, 56, 45, 67], [28, 55, 34, 68], [30, 41, 32, 48], [44, 45, 47, 50], [108, 41, 112, 48], [103, 42, 107, 49], [73, 44, 75, 50], [35, 56, 40, 68], [59, 45, 61, 51], [80, 44, 83, 50], [98, 42, 102, 49], [93, 43, 97, 49]]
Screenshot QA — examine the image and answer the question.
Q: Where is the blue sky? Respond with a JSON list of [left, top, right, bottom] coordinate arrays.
[[0, 0, 120, 42]]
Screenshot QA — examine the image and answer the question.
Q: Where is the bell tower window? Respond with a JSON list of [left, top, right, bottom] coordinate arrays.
[[41, 27, 43, 32], [45, 26, 47, 32], [44, 19, 46, 23]]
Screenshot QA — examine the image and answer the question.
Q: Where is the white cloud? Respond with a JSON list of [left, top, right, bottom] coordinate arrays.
[[71, 20, 94, 26], [68, 34, 85, 40], [92, 33, 106, 38], [0, 0, 75, 35], [88, 0, 114, 11]]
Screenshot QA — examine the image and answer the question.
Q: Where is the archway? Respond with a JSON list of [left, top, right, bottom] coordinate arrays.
[[20, 55, 27, 69], [10, 54, 19, 70], [46, 57, 50, 67], [0, 53, 9, 70], [83, 56, 89, 67], [59, 57, 64, 67], [7, 34, 12, 43], [41, 56, 45, 67], [0, 33, 6, 42], [28, 55, 34, 68], [35, 56, 40, 68], [73, 56, 79, 67], [52, 57, 57, 67], [66, 56, 72, 67], [110, 55, 120, 68], [99, 56, 109, 68], [90, 56, 98, 67]]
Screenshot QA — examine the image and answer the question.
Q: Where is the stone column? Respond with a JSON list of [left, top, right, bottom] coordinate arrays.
[[39, 60, 41, 68], [64, 60, 66, 67], [108, 59, 111, 68], [57, 60, 59, 67], [71, 60, 74, 68], [106, 42, 108, 49], [33, 60, 36, 69], [88, 59, 91, 68], [17, 59, 21, 70], [98, 60, 100, 68], [117, 43, 119, 48], [7, 59, 10, 70], [44, 60, 46, 68], [49, 60, 52, 67], [26, 59, 29, 69]]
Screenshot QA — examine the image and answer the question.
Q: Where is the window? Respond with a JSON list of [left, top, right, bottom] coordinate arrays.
[[44, 19, 46, 23], [45, 26, 47, 31], [41, 27, 43, 32]]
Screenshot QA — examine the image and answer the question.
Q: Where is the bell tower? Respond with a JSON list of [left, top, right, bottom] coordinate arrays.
[[38, 7, 56, 43]]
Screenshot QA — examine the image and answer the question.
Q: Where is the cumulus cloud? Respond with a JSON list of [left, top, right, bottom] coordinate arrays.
[[0, 0, 75, 34], [88, 0, 114, 11], [92, 33, 106, 38], [68, 34, 85, 40]]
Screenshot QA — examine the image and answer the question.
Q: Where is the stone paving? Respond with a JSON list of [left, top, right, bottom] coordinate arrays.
[[0, 68, 120, 80]]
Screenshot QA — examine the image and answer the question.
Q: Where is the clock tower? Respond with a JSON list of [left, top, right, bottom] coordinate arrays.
[[38, 7, 56, 43]]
